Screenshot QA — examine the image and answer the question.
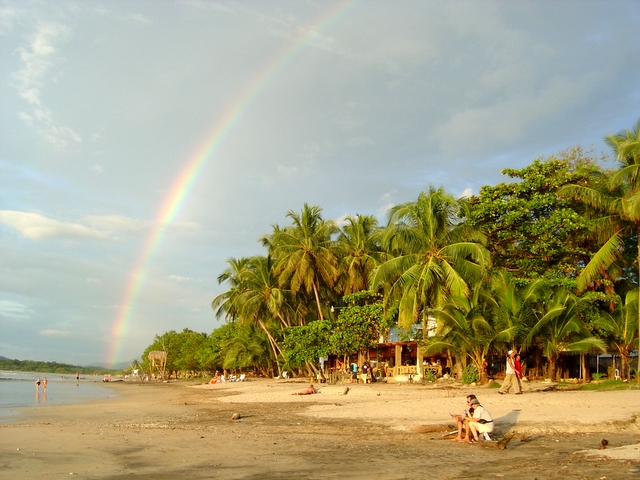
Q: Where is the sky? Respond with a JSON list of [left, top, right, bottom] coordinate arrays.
[[1, 0, 639, 368]]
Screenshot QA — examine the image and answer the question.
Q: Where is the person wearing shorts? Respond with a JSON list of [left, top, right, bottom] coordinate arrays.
[[465, 398, 494, 442]]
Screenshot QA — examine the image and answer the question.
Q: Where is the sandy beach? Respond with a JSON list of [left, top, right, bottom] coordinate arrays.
[[1, 379, 638, 479]]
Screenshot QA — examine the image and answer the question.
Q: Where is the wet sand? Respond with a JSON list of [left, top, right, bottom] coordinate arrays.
[[0, 379, 638, 479]]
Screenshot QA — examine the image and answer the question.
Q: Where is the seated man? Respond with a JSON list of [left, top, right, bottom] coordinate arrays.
[[464, 398, 493, 442], [451, 394, 476, 442], [292, 384, 317, 395]]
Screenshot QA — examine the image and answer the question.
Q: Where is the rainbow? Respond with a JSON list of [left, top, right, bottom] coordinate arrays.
[[105, 0, 360, 365]]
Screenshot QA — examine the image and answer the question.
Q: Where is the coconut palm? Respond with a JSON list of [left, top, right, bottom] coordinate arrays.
[[490, 269, 544, 348], [525, 288, 605, 381], [212, 255, 287, 376], [562, 120, 640, 381], [426, 281, 513, 383], [211, 257, 251, 322], [335, 214, 385, 295], [593, 291, 638, 380], [269, 204, 339, 321], [371, 186, 489, 330], [223, 323, 274, 378]]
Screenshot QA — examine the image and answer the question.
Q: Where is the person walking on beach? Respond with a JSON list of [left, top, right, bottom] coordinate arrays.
[[43, 377, 48, 391], [351, 362, 358, 383], [498, 350, 522, 395], [514, 354, 523, 392], [76, 372, 79, 382], [35, 377, 41, 391]]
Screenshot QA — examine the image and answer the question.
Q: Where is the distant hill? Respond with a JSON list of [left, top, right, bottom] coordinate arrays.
[[87, 361, 133, 371], [0, 357, 120, 374]]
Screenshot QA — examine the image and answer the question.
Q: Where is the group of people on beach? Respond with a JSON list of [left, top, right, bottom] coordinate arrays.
[[36, 377, 48, 393], [450, 394, 493, 443], [498, 350, 523, 395]]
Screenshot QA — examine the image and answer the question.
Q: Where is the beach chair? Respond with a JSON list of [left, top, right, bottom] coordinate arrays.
[[238, 374, 246, 382]]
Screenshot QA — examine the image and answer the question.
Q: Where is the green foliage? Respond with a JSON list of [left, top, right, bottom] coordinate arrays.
[[282, 320, 332, 367], [330, 303, 384, 356], [0, 358, 115, 375], [373, 186, 489, 330], [469, 150, 601, 286], [194, 125, 640, 381], [423, 370, 437, 382], [142, 328, 211, 376], [591, 372, 606, 381], [198, 322, 240, 372], [582, 379, 640, 391], [461, 365, 479, 384]]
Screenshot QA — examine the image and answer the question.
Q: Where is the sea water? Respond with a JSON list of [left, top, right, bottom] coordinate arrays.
[[0, 371, 116, 422]]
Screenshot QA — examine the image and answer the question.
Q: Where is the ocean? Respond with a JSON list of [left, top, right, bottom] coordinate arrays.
[[0, 371, 116, 422]]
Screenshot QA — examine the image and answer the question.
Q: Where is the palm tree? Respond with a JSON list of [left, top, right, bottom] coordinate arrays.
[[335, 214, 385, 295], [525, 288, 605, 381], [223, 323, 274, 378], [593, 291, 638, 380], [371, 186, 489, 330], [269, 204, 339, 321], [426, 281, 513, 383], [211, 257, 251, 322], [490, 269, 544, 348], [212, 256, 287, 376], [562, 119, 640, 382]]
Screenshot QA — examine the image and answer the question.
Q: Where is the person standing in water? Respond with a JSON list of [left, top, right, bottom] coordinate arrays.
[[43, 377, 48, 391], [35, 377, 41, 391]]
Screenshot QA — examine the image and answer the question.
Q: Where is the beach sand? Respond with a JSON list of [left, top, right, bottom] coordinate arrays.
[[1, 378, 638, 479]]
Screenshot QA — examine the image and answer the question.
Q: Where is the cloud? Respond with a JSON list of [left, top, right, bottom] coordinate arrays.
[[276, 162, 299, 177], [86, 277, 101, 284], [333, 213, 349, 227], [0, 300, 31, 319], [168, 275, 191, 282], [83, 215, 150, 234], [91, 164, 103, 173], [121, 13, 153, 25], [38, 329, 71, 338], [0, 210, 199, 240], [11, 21, 81, 149], [460, 188, 473, 198], [0, 211, 109, 240]]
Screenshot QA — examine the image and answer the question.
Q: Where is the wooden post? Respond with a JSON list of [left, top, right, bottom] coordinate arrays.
[[416, 344, 423, 379], [395, 344, 402, 370]]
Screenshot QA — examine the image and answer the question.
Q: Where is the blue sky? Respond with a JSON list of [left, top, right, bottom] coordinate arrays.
[[1, 0, 639, 367]]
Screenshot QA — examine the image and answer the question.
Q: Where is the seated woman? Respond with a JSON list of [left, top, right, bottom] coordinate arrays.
[[464, 398, 494, 442], [292, 384, 317, 395], [451, 394, 476, 441]]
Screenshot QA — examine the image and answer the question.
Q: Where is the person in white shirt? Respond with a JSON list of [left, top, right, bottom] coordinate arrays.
[[498, 350, 522, 395], [464, 398, 494, 442]]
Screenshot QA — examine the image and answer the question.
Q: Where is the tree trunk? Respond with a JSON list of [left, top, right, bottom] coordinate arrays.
[[620, 351, 629, 380], [257, 319, 283, 377], [312, 282, 324, 321], [547, 354, 557, 381], [637, 228, 640, 384]]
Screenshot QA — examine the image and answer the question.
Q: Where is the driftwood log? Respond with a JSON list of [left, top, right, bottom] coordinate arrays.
[[413, 424, 517, 450]]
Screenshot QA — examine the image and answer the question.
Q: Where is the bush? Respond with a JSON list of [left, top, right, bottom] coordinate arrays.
[[423, 370, 437, 383], [461, 365, 479, 384]]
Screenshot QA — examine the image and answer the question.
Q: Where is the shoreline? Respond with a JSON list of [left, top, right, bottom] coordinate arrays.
[[1, 379, 638, 479]]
